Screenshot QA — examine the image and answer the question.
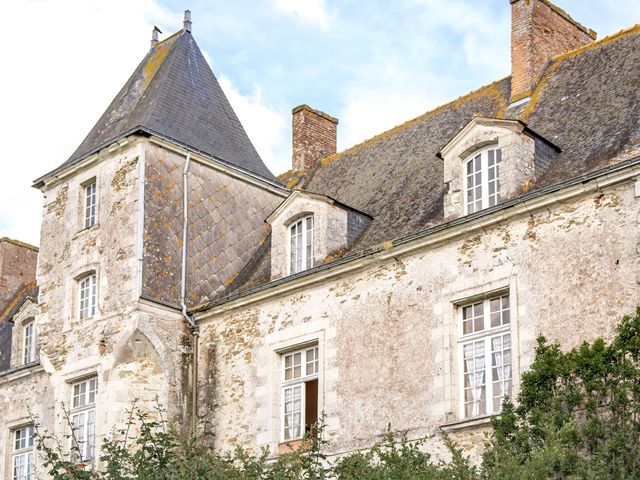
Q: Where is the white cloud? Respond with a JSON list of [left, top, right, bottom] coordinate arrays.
[[217, 75, 290, 175], [339, 83, 446, 152], [274, 0, 330, 29], [336, 0, 510, 151], [0, 0, 180, 245]]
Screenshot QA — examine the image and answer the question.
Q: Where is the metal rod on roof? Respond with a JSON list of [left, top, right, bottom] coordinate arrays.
[[183, 10, 192, 32], [150, 26, 162, 49]]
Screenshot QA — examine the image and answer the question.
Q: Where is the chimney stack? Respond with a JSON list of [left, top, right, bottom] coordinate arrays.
[[292, 105, 338, 175], [150, 26, 162, 48], [183, 10, 192, 32], [510, 0, 596, 103]]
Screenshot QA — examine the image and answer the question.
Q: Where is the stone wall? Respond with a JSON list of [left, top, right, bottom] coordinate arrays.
[[196, 175, 639, 461], [0, 137, 194, 472]]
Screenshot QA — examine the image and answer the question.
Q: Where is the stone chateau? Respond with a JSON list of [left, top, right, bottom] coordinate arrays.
[[2, 0, 640, 476]]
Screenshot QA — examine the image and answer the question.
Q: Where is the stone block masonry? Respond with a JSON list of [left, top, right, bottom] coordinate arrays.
[[510, 0, 596, 102], [292, 105, 338, 175]]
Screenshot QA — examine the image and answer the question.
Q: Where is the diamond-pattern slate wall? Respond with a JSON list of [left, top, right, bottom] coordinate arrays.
[[142, 144, 283, 306]]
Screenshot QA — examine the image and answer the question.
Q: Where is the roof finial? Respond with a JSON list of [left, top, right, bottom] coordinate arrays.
[[183, 10, 192, 33], [150, 26, 162, 48]]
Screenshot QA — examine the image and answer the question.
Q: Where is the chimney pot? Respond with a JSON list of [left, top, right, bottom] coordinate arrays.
[[292, 105, 338, 176], [183, 10, 192, 32], [510, 0, 596, 103]]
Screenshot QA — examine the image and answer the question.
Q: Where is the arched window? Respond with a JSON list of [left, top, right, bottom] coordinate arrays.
[[464, 147, 502, 214], [22, 320, 36, 364], [289, 215, 314, 274]]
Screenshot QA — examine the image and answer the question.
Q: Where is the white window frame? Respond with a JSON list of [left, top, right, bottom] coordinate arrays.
[[463, 147, 502, 215], [288, 215, 314, 275], [22, 320, 35, 365], [458, 294, 512, 419], [83, 181, 97, 229], [78, 274, 97, 320], [280, 345, 319, 443], [70, 377, 98, 463], [12, 425, 35, 480]]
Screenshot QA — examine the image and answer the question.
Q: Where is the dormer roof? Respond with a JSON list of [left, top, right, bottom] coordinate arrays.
[[266, 188, 372, 225], [438, 117, 560, 159], [36, 27, 274, 186]]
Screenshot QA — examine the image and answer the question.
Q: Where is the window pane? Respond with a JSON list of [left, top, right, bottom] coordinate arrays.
[[491, 333, 512, 413], [489, 295, 510, 328], [463, 340, 486, 417], [283, 385, 303, 441]]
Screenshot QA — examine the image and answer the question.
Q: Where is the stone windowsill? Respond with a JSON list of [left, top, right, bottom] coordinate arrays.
[[73, 223, 100, 239], [0, 360, 43, 383], [439, 414, 495, 433]]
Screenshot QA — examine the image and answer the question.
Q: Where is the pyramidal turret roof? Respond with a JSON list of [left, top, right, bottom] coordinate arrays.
[[40, 22, 274, 183]]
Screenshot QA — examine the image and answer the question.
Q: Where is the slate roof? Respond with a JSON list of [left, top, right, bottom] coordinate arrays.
[[36, 29, 274, 185], [0, 282, 37, 372], [201, 25, 640, 305]]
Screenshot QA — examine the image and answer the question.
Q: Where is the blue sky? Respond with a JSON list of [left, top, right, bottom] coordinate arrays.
[[0, 0, 638, 245]]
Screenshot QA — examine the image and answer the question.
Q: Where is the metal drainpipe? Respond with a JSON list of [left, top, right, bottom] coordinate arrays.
[[181, 151, 199, 435]]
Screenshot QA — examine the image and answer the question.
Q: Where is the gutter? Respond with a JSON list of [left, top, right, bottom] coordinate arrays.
[[180, 151, 199, 435], [193, 154, 640, 317], [136, 142, 146, 297]]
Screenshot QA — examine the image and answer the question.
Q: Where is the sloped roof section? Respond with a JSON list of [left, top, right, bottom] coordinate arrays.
[[303, 78, 511, 250], [46, 29, 274, 181], [200, 25, 640, 306]]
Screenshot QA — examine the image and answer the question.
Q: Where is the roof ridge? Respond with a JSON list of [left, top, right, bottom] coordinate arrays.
[[0, 280, 37, 323], [154, 28, 185, 47], [0, 237, 38, 251], [315, 76, 510, 169], [538, 0, 596, 39], [551, 23, 640, 62], [520, 24, 640, 121]]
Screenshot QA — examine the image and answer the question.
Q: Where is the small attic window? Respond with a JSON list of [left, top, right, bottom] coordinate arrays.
[[289, 215, 314, 275], [465, 147, 502, 214]]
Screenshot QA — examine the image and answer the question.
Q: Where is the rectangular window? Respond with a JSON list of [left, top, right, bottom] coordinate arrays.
[[22, 321, 35, 364], [289, 216, 314, 275], [281, 345, 319, 442], [12, 426, 34, 480], [70, 377, 97, 462], [78, 274, 97, 320], [459, 294, 511, 418], [84, 181, 97, 229]]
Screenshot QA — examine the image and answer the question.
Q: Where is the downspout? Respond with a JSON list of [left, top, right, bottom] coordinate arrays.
[[181, 151, 199, 435]]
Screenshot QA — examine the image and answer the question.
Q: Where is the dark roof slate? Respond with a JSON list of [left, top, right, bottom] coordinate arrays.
[[0, 282, 37, 373], [205, 26, 640, 304], [39, 30, 274, 183]]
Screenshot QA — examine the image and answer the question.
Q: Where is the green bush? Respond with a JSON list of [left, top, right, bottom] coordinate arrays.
[[35, 308, 640, 479]]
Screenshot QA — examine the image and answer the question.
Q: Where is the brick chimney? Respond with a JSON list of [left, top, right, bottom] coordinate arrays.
[[510, 0, 596, 102], [292, 105, 338, 175]]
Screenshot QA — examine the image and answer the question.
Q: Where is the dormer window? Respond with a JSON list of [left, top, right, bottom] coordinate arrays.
[[22, 320, 36, 364], [441, 117, 559, 222], [267, 189, 371, 281], [289, 215, 314, 274], [465, 147, 502, 214]]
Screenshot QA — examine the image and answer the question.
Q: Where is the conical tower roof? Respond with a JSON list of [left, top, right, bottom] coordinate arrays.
[[40, 25, 274, 182]]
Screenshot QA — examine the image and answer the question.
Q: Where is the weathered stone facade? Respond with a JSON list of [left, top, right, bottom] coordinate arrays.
[[2, 1, 640, 476], [195, 174, 640, 460]]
